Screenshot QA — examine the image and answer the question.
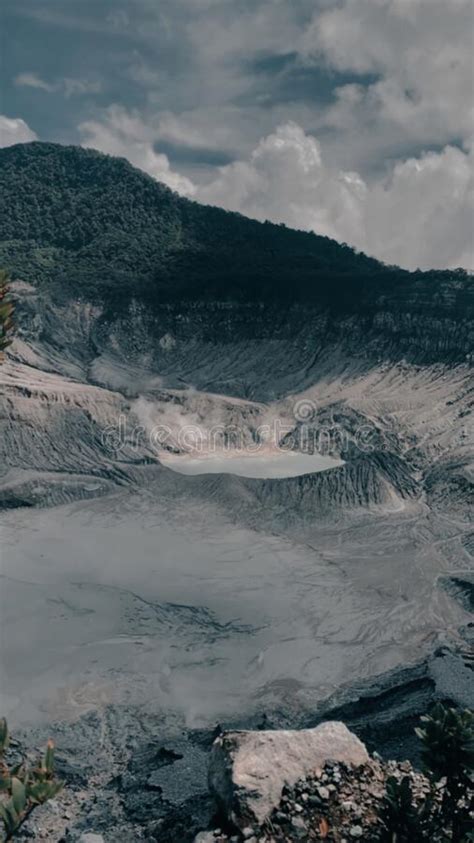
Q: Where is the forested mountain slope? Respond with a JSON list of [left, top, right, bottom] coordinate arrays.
[[0, 142, 471, 319]]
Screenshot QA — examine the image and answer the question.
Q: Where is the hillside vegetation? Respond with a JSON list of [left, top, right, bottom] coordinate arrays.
[[0, 142, 471, 317]]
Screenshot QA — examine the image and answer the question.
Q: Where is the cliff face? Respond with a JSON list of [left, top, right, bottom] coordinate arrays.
[[9, 289, 474, 404]]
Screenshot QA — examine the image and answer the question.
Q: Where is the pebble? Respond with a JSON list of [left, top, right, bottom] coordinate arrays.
[[291, 816, 306, 830], [242, 829, 255, 840], [294, 803, 303, 813], [350, 826, 364, 839], [317, 786, 330, 800], [48, 799, 61, 815], [78, 835, 106, 843], [290, 816, 307, 840]]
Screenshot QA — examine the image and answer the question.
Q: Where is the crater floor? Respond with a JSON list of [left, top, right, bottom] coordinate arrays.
[[1, 478, 471, 729]]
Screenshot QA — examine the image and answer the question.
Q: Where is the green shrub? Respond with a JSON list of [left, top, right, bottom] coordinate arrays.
[[379, 774, 434, 841], [0, 718, 64, 841], [416, 704, 474, 841], [416, 704, 474, 789], [379, 703, 473, 842]]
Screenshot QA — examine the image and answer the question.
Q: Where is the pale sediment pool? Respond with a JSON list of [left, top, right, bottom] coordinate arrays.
[[160, 451, 344, 479]]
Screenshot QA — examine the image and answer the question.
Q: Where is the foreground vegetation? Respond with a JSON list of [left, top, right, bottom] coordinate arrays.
[[0, 719, 64, 841], [380, 704, 473, 841]]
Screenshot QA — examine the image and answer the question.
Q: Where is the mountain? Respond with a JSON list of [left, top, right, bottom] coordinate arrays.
[[0, 141, 472, 505], [0, 142, 472, 315], [0, 141, 472, 409], [0, 142, 473, 841]]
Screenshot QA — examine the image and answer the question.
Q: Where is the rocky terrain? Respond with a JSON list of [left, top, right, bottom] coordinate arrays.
[[0, 143, 472, 840], [11, 702, 473, 842], [201, 755, 441, 842]]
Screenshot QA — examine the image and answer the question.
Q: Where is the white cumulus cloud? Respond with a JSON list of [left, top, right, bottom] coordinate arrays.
[[197, 122, 366, 247], [78, 106, 195, 196], [197, 122, 473, 270], [0, 115, 38, 148], [302, 0, 474, 161]]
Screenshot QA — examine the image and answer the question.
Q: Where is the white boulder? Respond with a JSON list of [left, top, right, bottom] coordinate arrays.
[[209, 721, 368, 827]]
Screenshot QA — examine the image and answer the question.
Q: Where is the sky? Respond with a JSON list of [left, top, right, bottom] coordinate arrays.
[[1, 0, 473, 271]]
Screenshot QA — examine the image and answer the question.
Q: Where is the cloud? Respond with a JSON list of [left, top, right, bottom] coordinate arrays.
[[301, 0, 474, 157], [0, 115, 38, 147], [78, 105, 195, 196], [5, 1, 473, 271], [197, 122, 366, 245], [8, 0, 471, 178], [62, 78, 102, 98], [197, 122, 473, 270], [364, 141, 474, 270], [15, 72, 101, 98], [14, 72, 55, 92]]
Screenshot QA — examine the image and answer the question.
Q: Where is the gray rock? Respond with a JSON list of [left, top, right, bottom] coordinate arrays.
[[208, 722, 368, 828], [47, 799, 61, 815], [78, 835, 105, 843], [350, 827, 364, 839], [342, 800, 356, 811], [193, 833, 216, 843], [291, 816, 307, 838]]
